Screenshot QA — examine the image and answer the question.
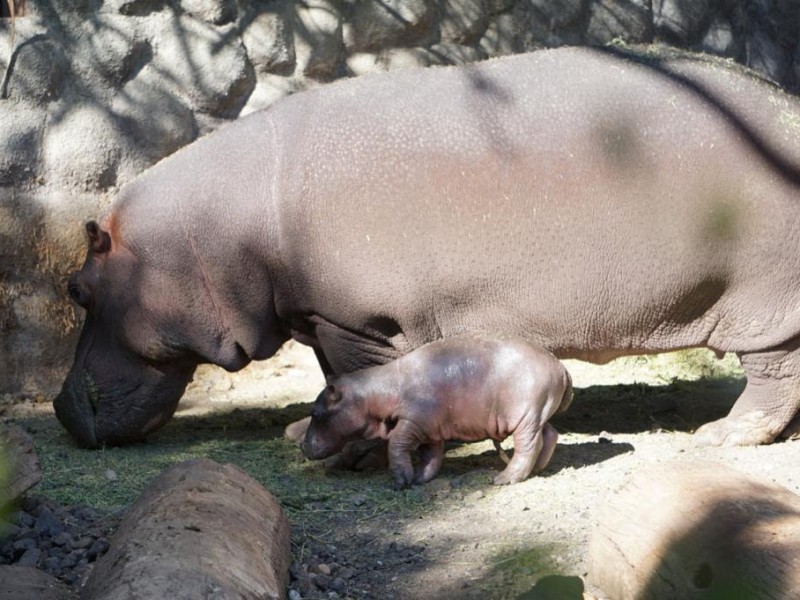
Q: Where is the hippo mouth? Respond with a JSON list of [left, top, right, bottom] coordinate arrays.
[[54, 363, 193, 448]]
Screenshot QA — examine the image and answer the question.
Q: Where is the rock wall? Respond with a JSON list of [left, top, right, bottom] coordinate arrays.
[[1, 0, 799, 397]]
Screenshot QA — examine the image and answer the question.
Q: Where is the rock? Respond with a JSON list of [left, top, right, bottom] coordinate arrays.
[[585, 0, 653, 45], [294, 0, 343, 80], [240, 1, 295, 75], [152, 15, 254, 116], [16, 547, 40, 567], [179, 0, 236, 25], [653, 0, 714, 44], [440, 0, 490, 45], [479, 13, 523, 57], [0, 565, 78, 599], [81, 458, 291, 600], [343, 0, 436, 53], [102, 0, 164, 17], [697, 16, 739, 57], [347, 43, 483, 76], [0, 105, 44, 186], [2, 34, 68, 104], [42, 105, 123, 190], [1, 427, 42, 507], [745, 29, 791, 84], [73, 15, 152, 88], [112, 64, 198, 177]]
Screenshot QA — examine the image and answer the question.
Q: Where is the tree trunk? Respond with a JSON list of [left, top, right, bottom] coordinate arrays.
[[588, 461, 800, 600]]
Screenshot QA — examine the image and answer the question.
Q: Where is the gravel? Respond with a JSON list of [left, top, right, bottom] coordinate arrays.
[[0, 495, 117, 590]]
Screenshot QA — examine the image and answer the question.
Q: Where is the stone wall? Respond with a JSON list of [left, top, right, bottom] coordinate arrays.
[[1, 0, 799, 397]]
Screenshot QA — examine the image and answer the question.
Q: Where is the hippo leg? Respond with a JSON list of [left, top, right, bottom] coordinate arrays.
[[531, 423, 559, 474], [694, 344, 800, 446], [413, 441, 445, 485], [388, 419, 425, 489], [493, 424, 544, 485]]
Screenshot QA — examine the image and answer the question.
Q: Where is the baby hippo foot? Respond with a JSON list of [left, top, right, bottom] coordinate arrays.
[[493, 423, 558, 485], [694, 412, 779, 447], [412, 442, 445, 485]]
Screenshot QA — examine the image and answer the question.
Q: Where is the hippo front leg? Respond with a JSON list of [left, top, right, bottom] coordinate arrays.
[[414, 441, 445, 485], [695, 344, 800, 446], [387, 419, 426, 489]]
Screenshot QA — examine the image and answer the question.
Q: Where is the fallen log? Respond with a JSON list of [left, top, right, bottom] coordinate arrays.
[[0, 565, 76, 600], [81, 458, 291, 600], [588, 461, 800, 599]]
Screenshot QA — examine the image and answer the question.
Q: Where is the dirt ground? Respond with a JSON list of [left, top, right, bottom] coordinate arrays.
[[6, 341, 800, 599], [179, 342, 799, 599]]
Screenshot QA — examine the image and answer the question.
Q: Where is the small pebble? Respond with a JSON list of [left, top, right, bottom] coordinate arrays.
[[467, 490, 485, 502], [351, 494, 367, 507], [288, 590, 302, 600], [317, 563, 331, 575], [105, 469, 118, 482], [16, 548, 40, 568], [314, 574, 331, 591]]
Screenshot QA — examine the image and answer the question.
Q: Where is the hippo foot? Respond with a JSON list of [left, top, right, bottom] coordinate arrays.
[[284, 416, 311, 445], [492, 471, 522, 486], [693, 412, 778, 447]]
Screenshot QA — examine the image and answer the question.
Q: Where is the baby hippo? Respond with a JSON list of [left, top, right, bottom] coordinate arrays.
[[302, 335, 573, 488]]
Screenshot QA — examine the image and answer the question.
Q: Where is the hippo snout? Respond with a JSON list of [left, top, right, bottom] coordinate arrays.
[[54, 373, 99, 448]]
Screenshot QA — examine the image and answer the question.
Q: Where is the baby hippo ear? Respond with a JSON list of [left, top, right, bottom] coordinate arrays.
[[86, 221, 111, 255], [326, 384, 343, 405]]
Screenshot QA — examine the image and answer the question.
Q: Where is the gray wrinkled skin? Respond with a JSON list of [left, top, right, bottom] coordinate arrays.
[[56, 46, 800, 448]]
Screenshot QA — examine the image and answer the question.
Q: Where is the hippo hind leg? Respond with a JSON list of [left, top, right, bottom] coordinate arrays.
[[694, 343, 800, 446], [493, 423, 545, 485]]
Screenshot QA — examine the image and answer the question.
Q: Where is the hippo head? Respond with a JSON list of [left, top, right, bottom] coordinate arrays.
[[303, 383, 380, 460], [54, 219, 269, 447]]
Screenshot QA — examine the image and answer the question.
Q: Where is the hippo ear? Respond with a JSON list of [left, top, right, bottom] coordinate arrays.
[[326, 384, 342, 405], [86, 221, 111, 255]]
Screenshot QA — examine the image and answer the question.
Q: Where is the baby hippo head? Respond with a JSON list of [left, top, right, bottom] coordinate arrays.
[[302, 383, 370, 460]]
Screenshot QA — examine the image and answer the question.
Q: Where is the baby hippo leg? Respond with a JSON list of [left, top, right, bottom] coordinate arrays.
[[531, 423, 558, 474], [388, 419, 426, 489], [493, 423, 545, 485], [414, 441, 445, 485]]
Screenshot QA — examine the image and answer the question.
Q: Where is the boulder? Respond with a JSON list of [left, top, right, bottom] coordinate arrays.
[[343, 0, 436, 53], [240, 1, 295, 75], [294, 0, 343, 80], [151, 15, 254, 116], [43, 105, 123, 190], [585, 0, 653, 45], [0, 106, 44, 186]]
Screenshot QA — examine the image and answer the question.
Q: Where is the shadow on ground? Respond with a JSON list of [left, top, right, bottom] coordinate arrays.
[[553, 376, 745, 435]]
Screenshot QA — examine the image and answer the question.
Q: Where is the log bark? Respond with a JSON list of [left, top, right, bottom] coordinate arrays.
[[0, 565, 76, 599], [81, 458, 291, 600], [588, 461, 800, 599]]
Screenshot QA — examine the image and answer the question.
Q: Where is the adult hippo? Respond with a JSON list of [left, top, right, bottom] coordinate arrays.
[[55, 46, 800, 448]]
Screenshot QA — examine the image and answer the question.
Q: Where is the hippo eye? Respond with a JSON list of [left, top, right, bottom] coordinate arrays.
[[68, 282, 87, 306]]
